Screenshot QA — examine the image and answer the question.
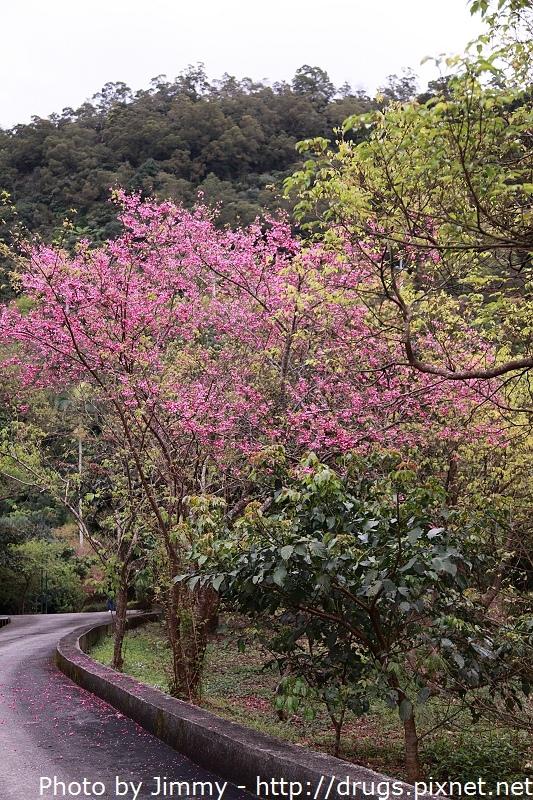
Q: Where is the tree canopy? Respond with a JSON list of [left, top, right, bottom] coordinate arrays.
[[286, 2, 533, 387]]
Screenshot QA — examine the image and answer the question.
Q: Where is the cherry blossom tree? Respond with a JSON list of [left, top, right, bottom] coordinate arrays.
[[0, 192, 499, 696]]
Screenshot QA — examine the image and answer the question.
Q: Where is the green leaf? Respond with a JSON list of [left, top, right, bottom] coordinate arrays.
[[417, 687, 430, 704], [366, 579, 383, 596], [431, 556, 457, 576], [407, 526, 423, 544], [399, 556, 419, 573], [443, 559, 457, 576], [453, 652, 465, 669], [280, 545, 294, 561], [273, 564, 287, 586], [399, 698, 413, 721], [309, 540, 326, 556]]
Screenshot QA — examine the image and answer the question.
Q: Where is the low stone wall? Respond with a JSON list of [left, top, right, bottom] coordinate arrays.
[[56, 616, 418, 800], [0, 616, 11, 628]]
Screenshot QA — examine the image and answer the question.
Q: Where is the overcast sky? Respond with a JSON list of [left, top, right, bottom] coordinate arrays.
[[1, 0, 484, 129]]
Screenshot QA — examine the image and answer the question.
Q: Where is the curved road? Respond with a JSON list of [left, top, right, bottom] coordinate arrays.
[[0, 614, 250, 800]]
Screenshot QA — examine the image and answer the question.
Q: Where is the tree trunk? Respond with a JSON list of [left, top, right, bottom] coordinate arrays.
[[165, 579, 190, 698], [162, 552, 216, 701], [111, 579, 129, 671], [110, 519, 139, 672], [333, 713, 344, 758], [325, 695, 346, 759], [185, 584, 219, 699], [402, 705, 421, 784]]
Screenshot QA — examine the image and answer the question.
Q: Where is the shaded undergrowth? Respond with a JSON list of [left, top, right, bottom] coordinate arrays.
[[89, 619, 533, 788]]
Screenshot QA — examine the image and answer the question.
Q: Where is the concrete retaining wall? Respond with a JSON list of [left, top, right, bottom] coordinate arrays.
[[56, 616, 418, 799]]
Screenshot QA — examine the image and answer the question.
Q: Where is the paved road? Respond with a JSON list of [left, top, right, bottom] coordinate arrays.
[[0, 614, 251, 800]]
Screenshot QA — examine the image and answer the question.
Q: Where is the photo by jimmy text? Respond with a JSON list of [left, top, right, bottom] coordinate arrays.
[[38, 775, 533, 799], [39, 776, 230, 798]]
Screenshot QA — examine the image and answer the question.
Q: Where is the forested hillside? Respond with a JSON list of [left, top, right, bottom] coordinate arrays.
[[0, 64, 393, 240]]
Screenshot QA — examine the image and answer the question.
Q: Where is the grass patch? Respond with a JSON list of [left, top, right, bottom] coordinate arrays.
[[88, 618, 533, 789], [89, 621, 170, 691]]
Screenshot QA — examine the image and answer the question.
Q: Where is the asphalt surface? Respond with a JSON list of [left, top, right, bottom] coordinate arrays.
[[0, 613, 251, 800]]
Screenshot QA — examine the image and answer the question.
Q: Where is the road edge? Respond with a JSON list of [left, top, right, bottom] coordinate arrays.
[[56, 617, 419, 799]]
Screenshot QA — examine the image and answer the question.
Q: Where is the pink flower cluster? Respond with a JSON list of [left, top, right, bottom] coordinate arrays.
[[0, 193, 503, 473]]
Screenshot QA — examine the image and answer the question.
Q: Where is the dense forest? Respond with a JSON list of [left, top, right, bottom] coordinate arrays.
[[0, 64, 424, 243], [0, 0, 532, 784]]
